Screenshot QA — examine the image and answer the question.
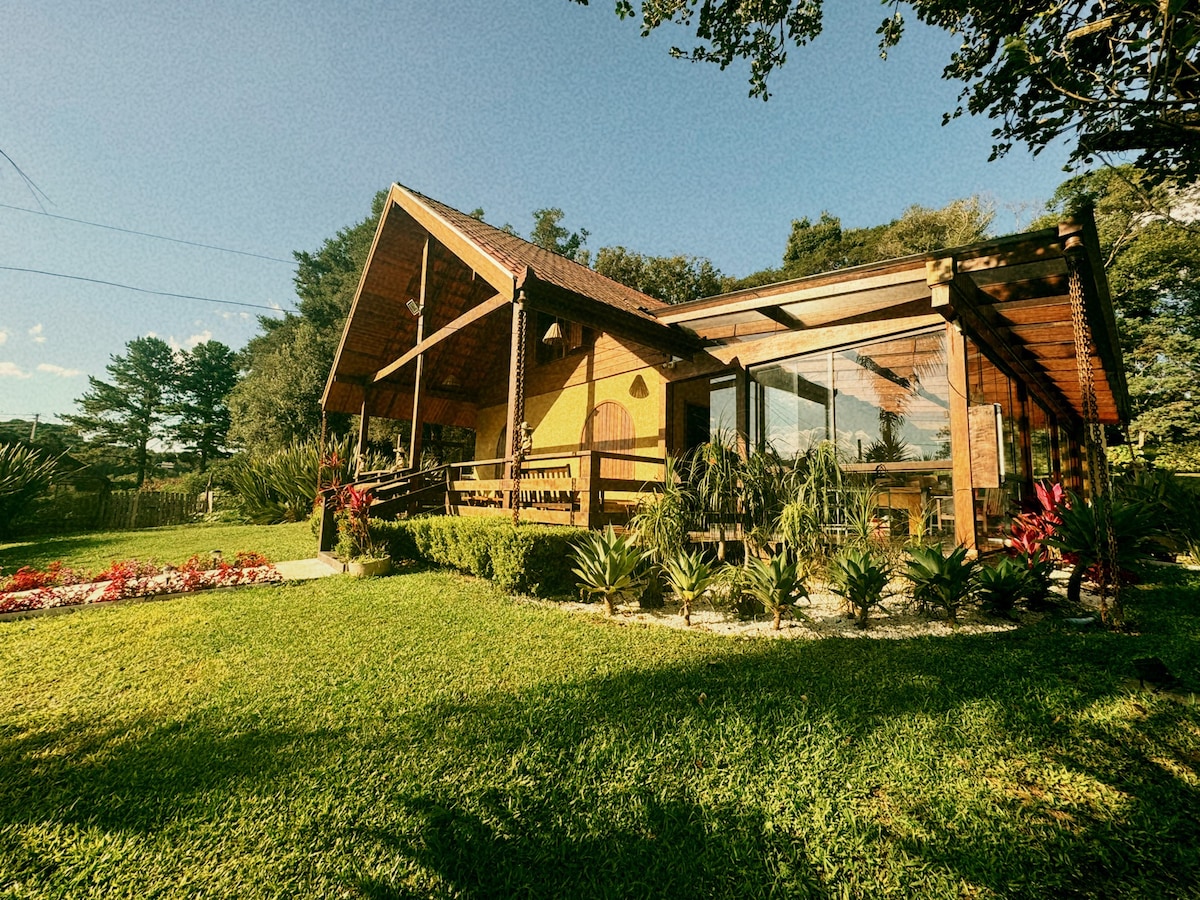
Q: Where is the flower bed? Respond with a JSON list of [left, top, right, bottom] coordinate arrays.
[[0, 552, 281, 615]]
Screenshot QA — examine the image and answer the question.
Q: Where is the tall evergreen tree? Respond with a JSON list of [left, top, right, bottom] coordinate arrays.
[[175, 340, 238, 472], [65, 336, 178, 487]]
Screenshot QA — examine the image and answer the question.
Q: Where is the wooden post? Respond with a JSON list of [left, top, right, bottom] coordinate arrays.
[[734, 367, 750, 459], [409, 235, 431, 469], [945, 321, 978, 553], [356, 393, 371, 478], [503, 295, 526, 510], [1016, 381, 1034, 490]]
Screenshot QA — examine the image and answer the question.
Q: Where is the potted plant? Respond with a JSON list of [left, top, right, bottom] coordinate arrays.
[[335, 485, 391, 577]]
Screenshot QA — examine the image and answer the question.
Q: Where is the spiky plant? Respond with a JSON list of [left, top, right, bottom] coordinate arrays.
[[842, 481, 882, 549], [0, 443, 61, 539], [977, 556, 1030, 618], [689, 433, 743, 561], [829, 547, 891, 629], [571, 526, 645, 616], [905, 545, 978, 623], [744, 553, 809, 631], [629, 456, 695, 565], [226, 436, 354, 524], [662, 548, 717, 627]]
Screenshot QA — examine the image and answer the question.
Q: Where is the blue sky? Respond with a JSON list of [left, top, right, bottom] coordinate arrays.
[[1, 1, 1078, 423]]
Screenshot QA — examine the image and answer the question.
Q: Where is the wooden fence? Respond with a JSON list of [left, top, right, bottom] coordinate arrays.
[[23, 489, 208, 534]]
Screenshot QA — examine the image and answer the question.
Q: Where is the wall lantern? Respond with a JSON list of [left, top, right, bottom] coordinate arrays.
[[405, 298, 423, 317]]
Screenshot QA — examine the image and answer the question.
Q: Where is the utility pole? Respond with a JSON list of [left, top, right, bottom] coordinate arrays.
[[29, 413, 38, 442]]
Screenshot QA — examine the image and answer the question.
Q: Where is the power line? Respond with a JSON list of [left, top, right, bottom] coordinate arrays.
[[0, 202, 295, 264], [0, 265, 289, 313]]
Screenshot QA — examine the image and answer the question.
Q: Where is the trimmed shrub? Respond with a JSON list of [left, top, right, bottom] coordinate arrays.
[[370, 517, 579, 597]]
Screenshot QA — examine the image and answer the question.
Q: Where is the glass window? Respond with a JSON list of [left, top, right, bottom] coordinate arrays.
[[750, 354, 831, 456], [833, 332, 950, 463], [1030, 401, 1053, 481]]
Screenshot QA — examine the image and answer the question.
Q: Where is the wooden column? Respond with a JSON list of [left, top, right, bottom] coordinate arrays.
[[355, 393, 371, 478], [1016, 381, 1034, 489], [409, 236, 431, 469], [734, 367, 750, 458], [945, 321, 978, 553], [503, 294, 526, 509]]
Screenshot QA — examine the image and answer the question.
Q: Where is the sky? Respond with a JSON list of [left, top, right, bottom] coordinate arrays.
[[1, 0, 1081, 424]]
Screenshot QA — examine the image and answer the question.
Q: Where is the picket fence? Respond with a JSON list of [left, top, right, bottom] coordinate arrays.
[[30, 489, 209, 534]]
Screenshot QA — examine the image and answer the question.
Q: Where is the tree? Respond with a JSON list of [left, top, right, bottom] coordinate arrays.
[[175, 340, 238, 472], [529, 207, 590, 261], [733, 195, 993, 288], [1039, 166, 1200, 463], [592, 245, 727, 303], [578, 1, 1200, 183], [227, 192, 384, 452], [64, 336, 178, 487]]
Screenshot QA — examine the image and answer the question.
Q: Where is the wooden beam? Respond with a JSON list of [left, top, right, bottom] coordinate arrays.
[[945, 322, 977, 553], [409, 236, 431, 467], [941, 275, 1078, 425], [356, 394, 371, 478], [708, 314, 943, 368], [373, 292, 509, 384], [656, 265, 928, 325], [388, 184, 516, 298]]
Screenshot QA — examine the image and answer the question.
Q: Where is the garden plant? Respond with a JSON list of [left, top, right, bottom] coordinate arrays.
[[571, 526, 645, 616], [829, 547, 891, 629], [662, 548, 717, 627]]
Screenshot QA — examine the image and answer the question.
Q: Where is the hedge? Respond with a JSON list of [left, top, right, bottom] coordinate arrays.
[[370, 517, 581, 597]]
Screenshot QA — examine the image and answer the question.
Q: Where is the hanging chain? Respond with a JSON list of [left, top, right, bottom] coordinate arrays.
[[1066, 243, 1121, 623], [510, 303, 527, 524]]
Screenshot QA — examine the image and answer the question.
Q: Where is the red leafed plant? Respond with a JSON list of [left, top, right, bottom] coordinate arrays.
[[0, 552, 283, 615], [1009, 480, 1067, 562]]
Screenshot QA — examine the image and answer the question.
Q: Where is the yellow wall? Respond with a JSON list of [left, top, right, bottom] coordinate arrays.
[[474, 365, 667, 483]]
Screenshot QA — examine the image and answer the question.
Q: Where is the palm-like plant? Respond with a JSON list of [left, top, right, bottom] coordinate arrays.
[[662, 548, 717, 627], [829, 548, 891, 628], [689, 434, 743, 561], [905, 545, 977, 623], [1045, 492, 1159, 609], [571, 526, 645, 616], [779, 441, 844, 558], [744, 553, 809, 631], [629, 455, 695, 564]]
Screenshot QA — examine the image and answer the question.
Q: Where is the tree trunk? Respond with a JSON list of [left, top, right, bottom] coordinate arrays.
[[604, 594, 615, 616], [857, 605, 869, 629], [773, 607, 782, 630], [683, 601, 691, 627]]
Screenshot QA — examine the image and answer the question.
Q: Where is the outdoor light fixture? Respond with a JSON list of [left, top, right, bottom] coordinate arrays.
[[405, 298, 422, 317], [542, 320, 564, 345], [440, 374, 462, 390]]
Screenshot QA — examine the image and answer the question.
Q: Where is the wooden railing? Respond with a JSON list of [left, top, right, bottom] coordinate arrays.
[[445, 450, 668, 528]]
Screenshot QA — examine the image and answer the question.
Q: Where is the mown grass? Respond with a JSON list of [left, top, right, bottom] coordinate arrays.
[[0, 548, 1198, 897], [0, 522, 313, 575]]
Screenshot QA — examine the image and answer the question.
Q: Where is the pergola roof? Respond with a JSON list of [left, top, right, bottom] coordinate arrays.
[[656, 215, 1129, 426], [323, 184, 699, 423]]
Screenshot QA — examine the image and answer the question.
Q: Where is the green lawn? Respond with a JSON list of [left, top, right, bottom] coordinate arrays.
[[1, 531, 1199, 897], [0, 522, 313, 576]]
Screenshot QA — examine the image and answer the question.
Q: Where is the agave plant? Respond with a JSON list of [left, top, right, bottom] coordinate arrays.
[[226, 436, 354, 524], [744, 553, 809, 631], [0, 443, 61, 539], [829, 547, 891, 628], [571, 526, 645, 616], [662, 548, 717, 627], [976, 556, 1030, 618], [905, 545, 978, 623]]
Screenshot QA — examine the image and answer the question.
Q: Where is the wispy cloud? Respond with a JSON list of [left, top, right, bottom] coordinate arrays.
[[0, 330, 7, 345], [167, 330, 214, 352], [28, 323, 45, 344], [218, 310, 251, 321], [37, 363, 83, 378], [0, 362, 31, 379]]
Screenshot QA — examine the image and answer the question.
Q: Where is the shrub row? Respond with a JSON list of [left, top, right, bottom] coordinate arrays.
[[370, 517, 580, 597]]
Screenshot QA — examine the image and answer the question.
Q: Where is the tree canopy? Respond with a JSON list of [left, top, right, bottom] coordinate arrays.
[[592, 245, 727, 303], [227, 192, 384, 452], [64, 336, 179, 487], [1037, 166, 1200, 462], [577, 0, 1200, 183]]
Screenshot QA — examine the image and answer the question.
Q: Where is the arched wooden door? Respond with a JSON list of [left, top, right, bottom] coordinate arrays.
[[581, 401, 635, 480]]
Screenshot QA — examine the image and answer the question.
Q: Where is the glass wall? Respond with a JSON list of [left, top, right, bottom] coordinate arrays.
[[748, 328, 954, 538]]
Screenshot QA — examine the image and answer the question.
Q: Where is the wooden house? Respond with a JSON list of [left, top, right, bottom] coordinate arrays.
[[321, 183, 1126, 554]]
